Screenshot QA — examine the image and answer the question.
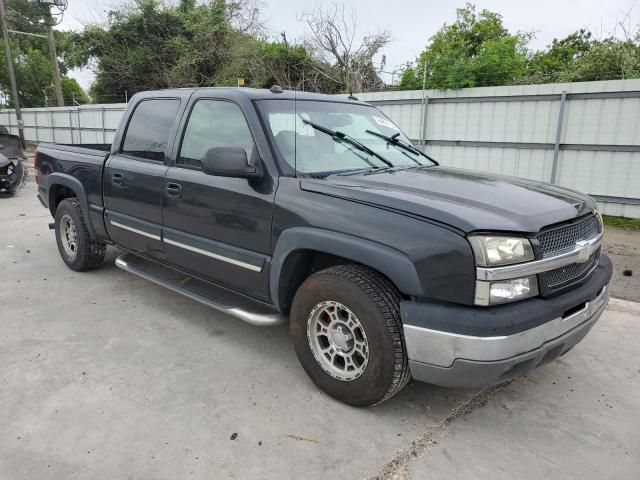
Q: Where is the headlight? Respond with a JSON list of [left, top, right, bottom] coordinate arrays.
[[475, 276, 539, 306], [468, 235, 535, 267]]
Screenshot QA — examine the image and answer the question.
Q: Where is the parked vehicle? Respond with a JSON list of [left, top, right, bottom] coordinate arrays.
[[0, 131, 28, 196], [35, 87, 612, 406]]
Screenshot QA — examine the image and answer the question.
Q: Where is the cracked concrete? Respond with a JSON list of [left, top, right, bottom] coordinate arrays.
[[2, 184, 639, 480]]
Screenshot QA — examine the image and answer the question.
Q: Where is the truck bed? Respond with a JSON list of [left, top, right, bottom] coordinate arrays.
[[36, 143, 110, 212]]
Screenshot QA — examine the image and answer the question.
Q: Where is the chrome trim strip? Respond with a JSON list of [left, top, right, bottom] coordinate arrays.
[[164, 238, 262, 272], [115, 254, 284, 326], [110, 220, 161, 241], [404, 285, 608, 368], [476, 232, 603, 281]]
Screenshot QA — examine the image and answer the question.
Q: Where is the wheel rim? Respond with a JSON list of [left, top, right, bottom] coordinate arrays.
[[307, 300, 369, 381], [60, 214, 78, 260]]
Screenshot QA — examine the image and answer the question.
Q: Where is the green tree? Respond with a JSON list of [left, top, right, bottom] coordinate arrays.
[[0, 0, 88, 107], [525, 30, 640, 83], [399, 4, 531, 90], [71, 0, 341, 101], [240, 36, 340, 92], [71, 0, 265, 102]]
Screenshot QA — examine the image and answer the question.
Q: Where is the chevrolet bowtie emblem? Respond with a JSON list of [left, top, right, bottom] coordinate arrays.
[[576, 240, 592, 263]]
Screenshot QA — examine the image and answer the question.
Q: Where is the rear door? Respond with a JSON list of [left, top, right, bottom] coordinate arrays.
[[162, 96, 277, 301], [103, 97, 182, 258]]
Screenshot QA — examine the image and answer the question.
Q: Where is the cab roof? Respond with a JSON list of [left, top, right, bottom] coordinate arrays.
[[133, 87, 369, 105]]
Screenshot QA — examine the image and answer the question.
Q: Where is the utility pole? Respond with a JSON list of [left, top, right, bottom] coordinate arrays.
[[0, 0, 25, 147], [47, 16, 63, 106]]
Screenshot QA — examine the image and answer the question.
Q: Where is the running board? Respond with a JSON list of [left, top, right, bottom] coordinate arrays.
[[115, 253, 286, 326]]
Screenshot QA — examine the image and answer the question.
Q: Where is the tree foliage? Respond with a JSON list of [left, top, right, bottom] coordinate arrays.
[[68, 0, 380, 102], [0, 0, 88, 107], [399, 4, 640, 91], [399, 4, 530, 90], [524, 30, 640, 83], [4, 0, 639, 104], [300, 3, 389, 93]]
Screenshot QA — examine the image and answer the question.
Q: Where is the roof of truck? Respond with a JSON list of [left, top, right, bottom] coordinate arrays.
[[134, 87, 369, 105]]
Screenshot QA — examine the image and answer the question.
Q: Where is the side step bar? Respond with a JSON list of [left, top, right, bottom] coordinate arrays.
[[115, 253, 286, 327]]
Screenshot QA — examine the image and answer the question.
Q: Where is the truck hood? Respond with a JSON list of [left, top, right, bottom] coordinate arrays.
[[301, 166, 596, 233]]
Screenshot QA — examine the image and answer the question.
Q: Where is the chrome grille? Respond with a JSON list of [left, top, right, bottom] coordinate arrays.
[[537, 215, 600, 257], [544, 250, 600, 289]]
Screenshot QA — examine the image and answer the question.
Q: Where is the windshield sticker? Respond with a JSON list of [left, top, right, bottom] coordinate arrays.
[[373, 116, 398, 130]]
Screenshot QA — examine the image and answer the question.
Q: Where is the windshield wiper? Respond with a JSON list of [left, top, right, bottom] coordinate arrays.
[[303, 120, 394, 168], [364, 130, 439, 166]]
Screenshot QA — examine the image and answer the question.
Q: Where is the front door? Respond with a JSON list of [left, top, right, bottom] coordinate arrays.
[[162, 98, 276, 301], [103, 98, 181, 258]]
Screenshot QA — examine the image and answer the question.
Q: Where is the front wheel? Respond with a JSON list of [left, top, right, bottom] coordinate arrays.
[[290, 265, 411, 406]]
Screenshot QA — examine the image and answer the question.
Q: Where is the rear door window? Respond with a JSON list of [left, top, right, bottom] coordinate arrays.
[[121, 99, 180, 162]]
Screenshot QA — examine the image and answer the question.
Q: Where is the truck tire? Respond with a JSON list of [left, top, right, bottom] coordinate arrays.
[[290, 265, 411, 406], [54, 198, 106, 271]]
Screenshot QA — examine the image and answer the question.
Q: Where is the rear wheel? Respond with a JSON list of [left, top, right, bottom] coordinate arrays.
[[54, 198, 106, 271], [290, 265, 410, 406]]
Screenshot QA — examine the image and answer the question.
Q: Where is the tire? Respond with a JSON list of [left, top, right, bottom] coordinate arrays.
[[290, 265, 411, 406], [54, 198, 106, 271]]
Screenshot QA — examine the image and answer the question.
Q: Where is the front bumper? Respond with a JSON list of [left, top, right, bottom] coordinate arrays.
[[403, 254, 612, 388]]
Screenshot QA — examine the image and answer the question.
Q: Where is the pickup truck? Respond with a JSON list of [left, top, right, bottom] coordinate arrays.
[[35, 87, 612, 406]]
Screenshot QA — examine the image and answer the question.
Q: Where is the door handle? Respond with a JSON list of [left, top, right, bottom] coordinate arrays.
[[166, 182, 182, 198], [112, 172, 124, 186]]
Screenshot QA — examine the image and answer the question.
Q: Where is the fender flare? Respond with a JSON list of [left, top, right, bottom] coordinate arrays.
[[269, 227, 424, 311], [47, 172, 97, 239]]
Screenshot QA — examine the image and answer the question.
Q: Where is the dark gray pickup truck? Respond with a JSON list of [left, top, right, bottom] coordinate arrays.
[[36, 87, 612, 406]]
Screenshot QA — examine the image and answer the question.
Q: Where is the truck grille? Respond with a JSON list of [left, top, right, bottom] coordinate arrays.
[[536, 214, 602, 295], [537, 214, 600, 258], [543, 249, 600, 290]]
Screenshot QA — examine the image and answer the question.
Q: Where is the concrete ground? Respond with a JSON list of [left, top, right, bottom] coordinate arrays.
[[602, 228, 640, 303], [1, 184, 639, 480]]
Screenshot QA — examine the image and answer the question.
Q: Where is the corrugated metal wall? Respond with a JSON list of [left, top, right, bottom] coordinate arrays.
[[0, 104, 126, 146], [1, 79, 639, 217]]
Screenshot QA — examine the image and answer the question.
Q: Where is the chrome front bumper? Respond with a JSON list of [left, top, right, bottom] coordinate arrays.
[[405, 285, 609, 388]]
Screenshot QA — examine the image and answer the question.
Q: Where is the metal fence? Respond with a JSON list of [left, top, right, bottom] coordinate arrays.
[[0, 103, 127, 145], [1, 79, 639, 218]]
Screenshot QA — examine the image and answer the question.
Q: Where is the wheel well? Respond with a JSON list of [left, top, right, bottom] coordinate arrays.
[[277, 250, 404, 314], [49, 185, 77, 214]]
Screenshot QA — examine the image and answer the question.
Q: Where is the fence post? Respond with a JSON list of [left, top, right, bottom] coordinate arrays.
[[101, 106, 107, 144], [34, 110, 39, 143], [50, 110, 55, 143], [77, 107, 82, 144], [68, 109, 74, 144], [550, 90, 567, 184], [420, 95, 430, 149]]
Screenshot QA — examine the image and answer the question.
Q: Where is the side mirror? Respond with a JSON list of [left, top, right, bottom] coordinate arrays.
[[201, 147, 262, 180]]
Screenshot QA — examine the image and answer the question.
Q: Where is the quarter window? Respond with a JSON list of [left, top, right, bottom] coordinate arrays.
[[178, 100, 255, 168], [122, 99, 180, 162]]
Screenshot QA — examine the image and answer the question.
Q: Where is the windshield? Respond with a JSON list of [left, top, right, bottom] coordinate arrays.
[[256, 99, 434, 175]]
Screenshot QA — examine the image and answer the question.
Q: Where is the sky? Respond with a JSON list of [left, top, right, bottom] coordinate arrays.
[[58, 0, 640, 90]]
